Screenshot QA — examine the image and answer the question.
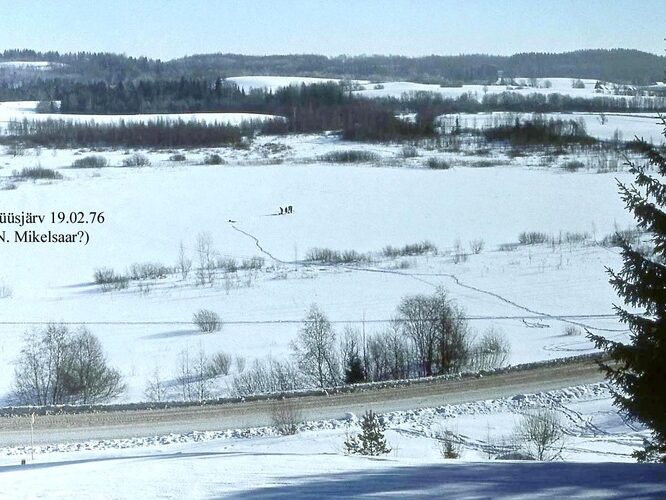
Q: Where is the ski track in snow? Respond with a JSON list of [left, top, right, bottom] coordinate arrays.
[[223, 223, 625, 334], [344, 265, 626, 333]]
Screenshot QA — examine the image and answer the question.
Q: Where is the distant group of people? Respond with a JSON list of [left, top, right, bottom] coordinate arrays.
[[278, 205, 293, 215]]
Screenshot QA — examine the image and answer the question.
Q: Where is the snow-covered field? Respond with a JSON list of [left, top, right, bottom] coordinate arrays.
[[0, 101, 280, 130], [0, 61, 64, 71], [439, 111, 665, 143], [0, 132, 639, 403], [0, 73, 662, 496], [1, 383, 664, 498], [226, 75, 655, 101]]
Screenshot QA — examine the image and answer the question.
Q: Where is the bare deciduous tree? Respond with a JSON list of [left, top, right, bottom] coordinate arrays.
[[516, 408, 565, 461], [291, 304, 340, 388], [177, 240, 192, 280], [195, 231, 216, 286], [145, 366, 168, 402], [13, 324, 124, 405], [398, 291, 470, 377]]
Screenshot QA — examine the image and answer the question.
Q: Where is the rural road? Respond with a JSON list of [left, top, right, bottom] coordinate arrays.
[[0, 357, 605, 447]]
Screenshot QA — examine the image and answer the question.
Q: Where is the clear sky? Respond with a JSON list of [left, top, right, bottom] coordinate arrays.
[[1, 0, 663, 60]]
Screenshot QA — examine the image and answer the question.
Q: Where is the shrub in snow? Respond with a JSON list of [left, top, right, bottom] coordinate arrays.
[[571, 79, 586, 89], [318, 150, 380, 163], [515, 408, 565, 461], [71, 155, 109, 168], [401, 145, 418, 158], [469, 239, 485, 255], [518, 231, 550, 245], [121, 153, 151, 167], [470, 327, 511, 371], [344, 410, 391, 456], [270, 399, 303, 435], [562, 160, 584, 172], [203, 153, 225, 165], [93, 267, 129, 291], [15, 166, 62, 180], [207, 351, 232, 376], [435, 428, 462, 459], [193, 309, 221, 333], [426, 157, 451, 170], [231, 357, 307, 396], [564, 325, 582, 336], [169, 153, 186, 162]]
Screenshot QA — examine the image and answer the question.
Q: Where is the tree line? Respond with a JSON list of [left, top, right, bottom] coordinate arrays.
[[3, 48, 664, 84]]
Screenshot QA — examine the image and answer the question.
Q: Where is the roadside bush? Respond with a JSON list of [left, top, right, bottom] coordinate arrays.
[[71, 155, 109, 168], [231, 357, 308, 396], [122, 153, 151, 167], [14, 166, 62, 180], [193, 309, 221, 333], [13, 324, 125, 405], [470, 328, 511, 370], [426, 157, 451, 169], [318, 150, 380, 163], [270, 399, 303, 435]]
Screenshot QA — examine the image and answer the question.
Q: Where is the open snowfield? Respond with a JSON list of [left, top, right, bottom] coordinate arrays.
[[0, 132, 639, 403], [225, 74, 656, 101], [1, 383, 665, 498], [0, 61, 64, 71], [0, 100, 280, 129], [440, 111, 665, 144]]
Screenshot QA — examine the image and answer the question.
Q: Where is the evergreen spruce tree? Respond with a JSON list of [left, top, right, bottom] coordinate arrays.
[[588, 127, 666, 462], [344, 410, 391, 456], [345, 353, 366, 384]]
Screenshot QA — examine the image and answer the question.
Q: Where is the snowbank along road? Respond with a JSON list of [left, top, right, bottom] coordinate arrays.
[[0, 356, 605, 447]]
